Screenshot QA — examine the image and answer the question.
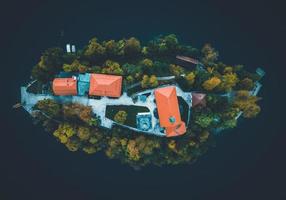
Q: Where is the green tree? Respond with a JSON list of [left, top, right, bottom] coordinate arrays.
[[114, 110, 128, 124], [126, 75, 134, 84], [31, 48, 64, 82], [199, 131, 210, 142], [164, 34, 179, 51], [194, 114, 214, 128], [221, 119, 237, 129], [122, 63, 142, 78]]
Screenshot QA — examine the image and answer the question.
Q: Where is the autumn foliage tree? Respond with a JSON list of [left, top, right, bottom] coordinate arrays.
[[169, 64, 185, 77], [63, 103, 93, 124], [201, 43, 219, 65], [101, 60, 123, 75], [114, 111, 128, 124], [202, 77, 221, 91], [233, 90, 261, 118], [124, 37, 141, 57], [185, 72, 196, 85]]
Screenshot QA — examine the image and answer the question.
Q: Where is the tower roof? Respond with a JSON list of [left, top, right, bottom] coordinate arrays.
[[89, 74, 122, 97], [154, 86, 186, 137]]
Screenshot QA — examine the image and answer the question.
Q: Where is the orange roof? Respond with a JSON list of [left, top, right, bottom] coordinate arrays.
[[154, 86, 186, 137], [52, 78, 77, 95], [89, 74, 122, 97]]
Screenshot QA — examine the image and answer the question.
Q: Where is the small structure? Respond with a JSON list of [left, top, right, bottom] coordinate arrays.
[[52, 77, 77, 95], [176, 55, 199, 70], [71, 45, 76, 53], [136, 112, 152, 131], [77, 73, 90, 96], [154, 86, 186, 137], [192, 93, 206, 107], [138, 95, 147, 102], [66, 44, 71, 53], [89, 74, 122, 97]]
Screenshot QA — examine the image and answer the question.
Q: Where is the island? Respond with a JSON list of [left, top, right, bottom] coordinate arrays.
[[18, 34, 265, 168]]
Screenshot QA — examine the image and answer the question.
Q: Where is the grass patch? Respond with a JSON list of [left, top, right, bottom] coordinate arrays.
[[178, 97, 189, 124], [106, 105, 150, 128]]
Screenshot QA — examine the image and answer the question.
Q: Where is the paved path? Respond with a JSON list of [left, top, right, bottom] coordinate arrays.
[[21, 83, 192, 136]]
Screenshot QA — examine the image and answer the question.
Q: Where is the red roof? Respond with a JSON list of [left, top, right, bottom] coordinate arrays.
[[52, 78, 77, 95], [154, 86, 186, 137], [89, 74, 122, 97]]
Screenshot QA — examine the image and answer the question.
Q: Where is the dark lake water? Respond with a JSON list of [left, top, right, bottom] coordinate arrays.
[[1, 0, 285, 199]]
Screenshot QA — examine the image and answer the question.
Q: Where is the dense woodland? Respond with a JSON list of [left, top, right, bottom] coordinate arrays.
[[30, 34, 262, 168]]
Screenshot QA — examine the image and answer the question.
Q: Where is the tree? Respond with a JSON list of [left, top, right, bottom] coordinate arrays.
[[102, 40, 122, 56], [168, 140, 177, 151], [149, 75, 158, 87], [122, 63, 142, 78], [126, 75, 134, 84], [169, 64, 185, 77], [127, 139, 140, 161], [199, 131, 210, 142], [221, 119, 237, 129], [201, 43, 219, 65], [194, 114, 214, 128], [63, 103, 93, 124], [53, 123, 76, 145], [218, 73, 239, 91], [141, 58, 153, 68], [233, 90, 261, 118], [65, 139, 80, 152], [63, 59, 87, 73], [101, 60, 123, 75], [124, 37, 141, 56], [141, 75, 150, 88], [83, 37, 105, 60], [77, 126, 91, 141], [114, 111, 128, 124], [185, 72, 196, 85], [34, 99, 61, 118], [238, 78, 254, 90], [202, 77, 221, 91], [164, 34, 179, 51], [243, 104, 261, 118], [83, 145, 97, 154], [31, 48, 64, 82]]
